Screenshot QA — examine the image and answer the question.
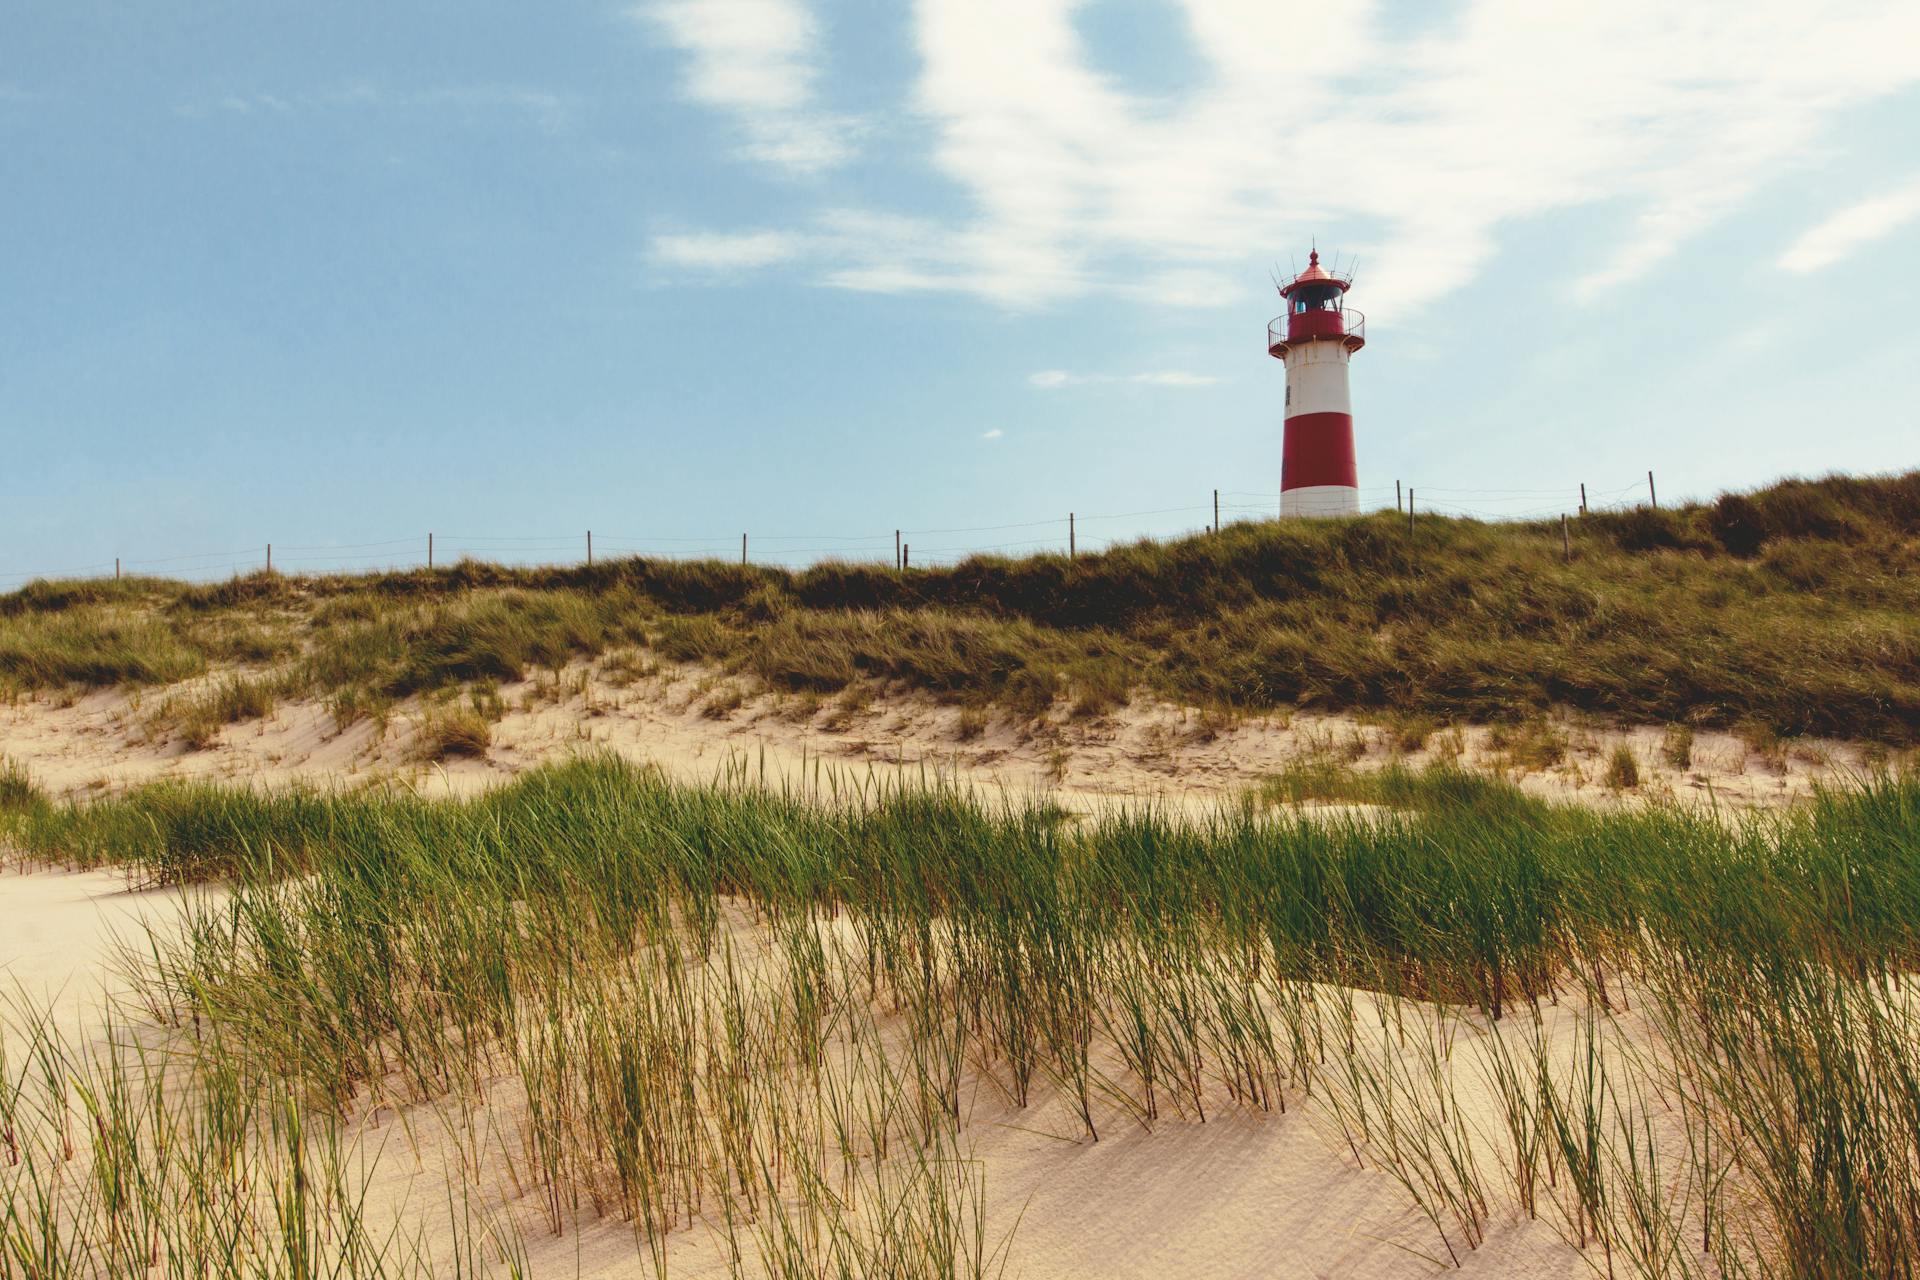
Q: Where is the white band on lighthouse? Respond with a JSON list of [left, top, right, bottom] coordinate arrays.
[[1281, 484, 1360, 517], [1282, 344, 1353, 420]]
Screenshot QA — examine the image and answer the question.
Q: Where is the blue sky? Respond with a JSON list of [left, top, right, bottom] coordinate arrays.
[[4, 1, 1918, 581]]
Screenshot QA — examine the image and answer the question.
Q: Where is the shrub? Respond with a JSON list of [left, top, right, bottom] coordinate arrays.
[[469, 680, 507, 722], [1490, 718, 1567, 773], [1738, 719, 1787, 772], [1661, 724, 1694, 771], [701, 684, 747, 719], [418, 708, 491, 760], [174, 675, 281, 750], [1384, 712, 1437, 755], [1604, 745, 1640, 790], [1709, 494, 1769, 557], [0, 755, 43, 815]]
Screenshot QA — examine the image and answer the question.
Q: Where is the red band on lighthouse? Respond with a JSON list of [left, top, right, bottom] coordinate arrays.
[[1282, 412, 1358, 490]]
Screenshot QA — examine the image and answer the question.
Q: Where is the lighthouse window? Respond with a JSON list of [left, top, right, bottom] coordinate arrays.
[[1294, 284, 1340, 312]]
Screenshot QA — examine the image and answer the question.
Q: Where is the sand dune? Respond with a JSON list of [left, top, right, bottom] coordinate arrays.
[[0, 657, 1867, 812], [0, 665, 1881, 1277], [0, 865, 1625, 1279]]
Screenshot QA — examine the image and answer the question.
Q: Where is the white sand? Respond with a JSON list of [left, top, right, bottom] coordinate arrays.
[[0, 865, 208, 1055]]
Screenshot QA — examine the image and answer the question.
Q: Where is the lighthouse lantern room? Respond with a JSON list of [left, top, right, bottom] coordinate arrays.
[[1268, 249, 1365, 517]]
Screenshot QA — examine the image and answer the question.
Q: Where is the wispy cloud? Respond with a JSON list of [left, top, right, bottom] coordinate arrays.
[[651, 230, 808, 271], [175, 93, 292, 119], [648, 0, 1920, 318], [1028, 369, 1220, 390], [1778, 177, 1920, 273], [632, 0, 859, 173], [173, 83, 573, 131], [981, 427, 1004, 440]]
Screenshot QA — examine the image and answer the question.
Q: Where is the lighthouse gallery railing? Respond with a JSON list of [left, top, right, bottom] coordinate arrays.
[[1268, 308, 1365, 354]]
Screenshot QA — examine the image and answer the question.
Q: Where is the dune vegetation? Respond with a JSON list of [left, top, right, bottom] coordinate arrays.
[[3, 472, 1918, 1275], [5, 756, 1920, 1276], [1, 472, 1917, 743]]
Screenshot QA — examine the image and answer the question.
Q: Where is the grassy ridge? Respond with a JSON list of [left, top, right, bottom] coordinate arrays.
[[3, 471, 1917, 739], [5, 758, 1920, 1275]]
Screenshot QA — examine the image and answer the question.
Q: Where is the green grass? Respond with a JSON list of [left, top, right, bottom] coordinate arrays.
[[5, 758, 1920, 1274], [0, 471, 1916, 742]]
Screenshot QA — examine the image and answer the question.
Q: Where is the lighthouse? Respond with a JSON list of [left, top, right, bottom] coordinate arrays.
[[1268, 250, 1365, 517]]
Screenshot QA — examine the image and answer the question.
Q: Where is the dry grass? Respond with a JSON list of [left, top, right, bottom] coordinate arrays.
[[1604, 744, 1641, 790], [1661, 723, 1695, 771], [700, 682, 747, 719], [1738, 718, 1789, 773], [151, 673, 289, 750], [415, 706, 491, 760], [1380, 711, 1438, 755], [1490, 717, 1568, 774]]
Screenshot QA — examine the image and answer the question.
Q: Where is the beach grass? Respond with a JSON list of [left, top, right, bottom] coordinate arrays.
[[5, 755, 1920, 1274]]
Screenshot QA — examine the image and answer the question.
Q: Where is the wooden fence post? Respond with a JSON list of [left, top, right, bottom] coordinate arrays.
[[1562, 513, 1571, 561], [741, 533, 747, 566], [1579, 484, 1587, 516], [428, 533, 434, 570], [1213, 489, 1219, 533], [895, 529, 901, 571], [1407, 490, 1414, 534], [1069, 513, 1076, 560], [1397, 479, 1403, 513], [266, 543, 272, 574], [1648, 470, 1658, 509]]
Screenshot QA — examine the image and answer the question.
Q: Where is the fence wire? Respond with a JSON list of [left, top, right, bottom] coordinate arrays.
[[0, 477, 1664, 586]]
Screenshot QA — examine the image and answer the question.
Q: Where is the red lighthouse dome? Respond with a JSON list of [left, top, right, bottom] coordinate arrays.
[[1268, 250, 1365, 359]]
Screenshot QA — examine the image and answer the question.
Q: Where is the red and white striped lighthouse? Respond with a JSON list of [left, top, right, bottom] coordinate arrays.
[[1268, 250, 1365, 517]]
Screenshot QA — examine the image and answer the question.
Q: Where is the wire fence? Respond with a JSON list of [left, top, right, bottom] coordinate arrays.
[[0, 476, 1663, 588]]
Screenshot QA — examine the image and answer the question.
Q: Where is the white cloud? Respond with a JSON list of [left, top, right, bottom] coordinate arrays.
[[1027, 369, 1220, 390], [981, 427, 1004, 440], [633, 0, 858, 173], [647, 0, 1920, 319], [1778, 177, 1920, 273], [651, 230, 808, 270]]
